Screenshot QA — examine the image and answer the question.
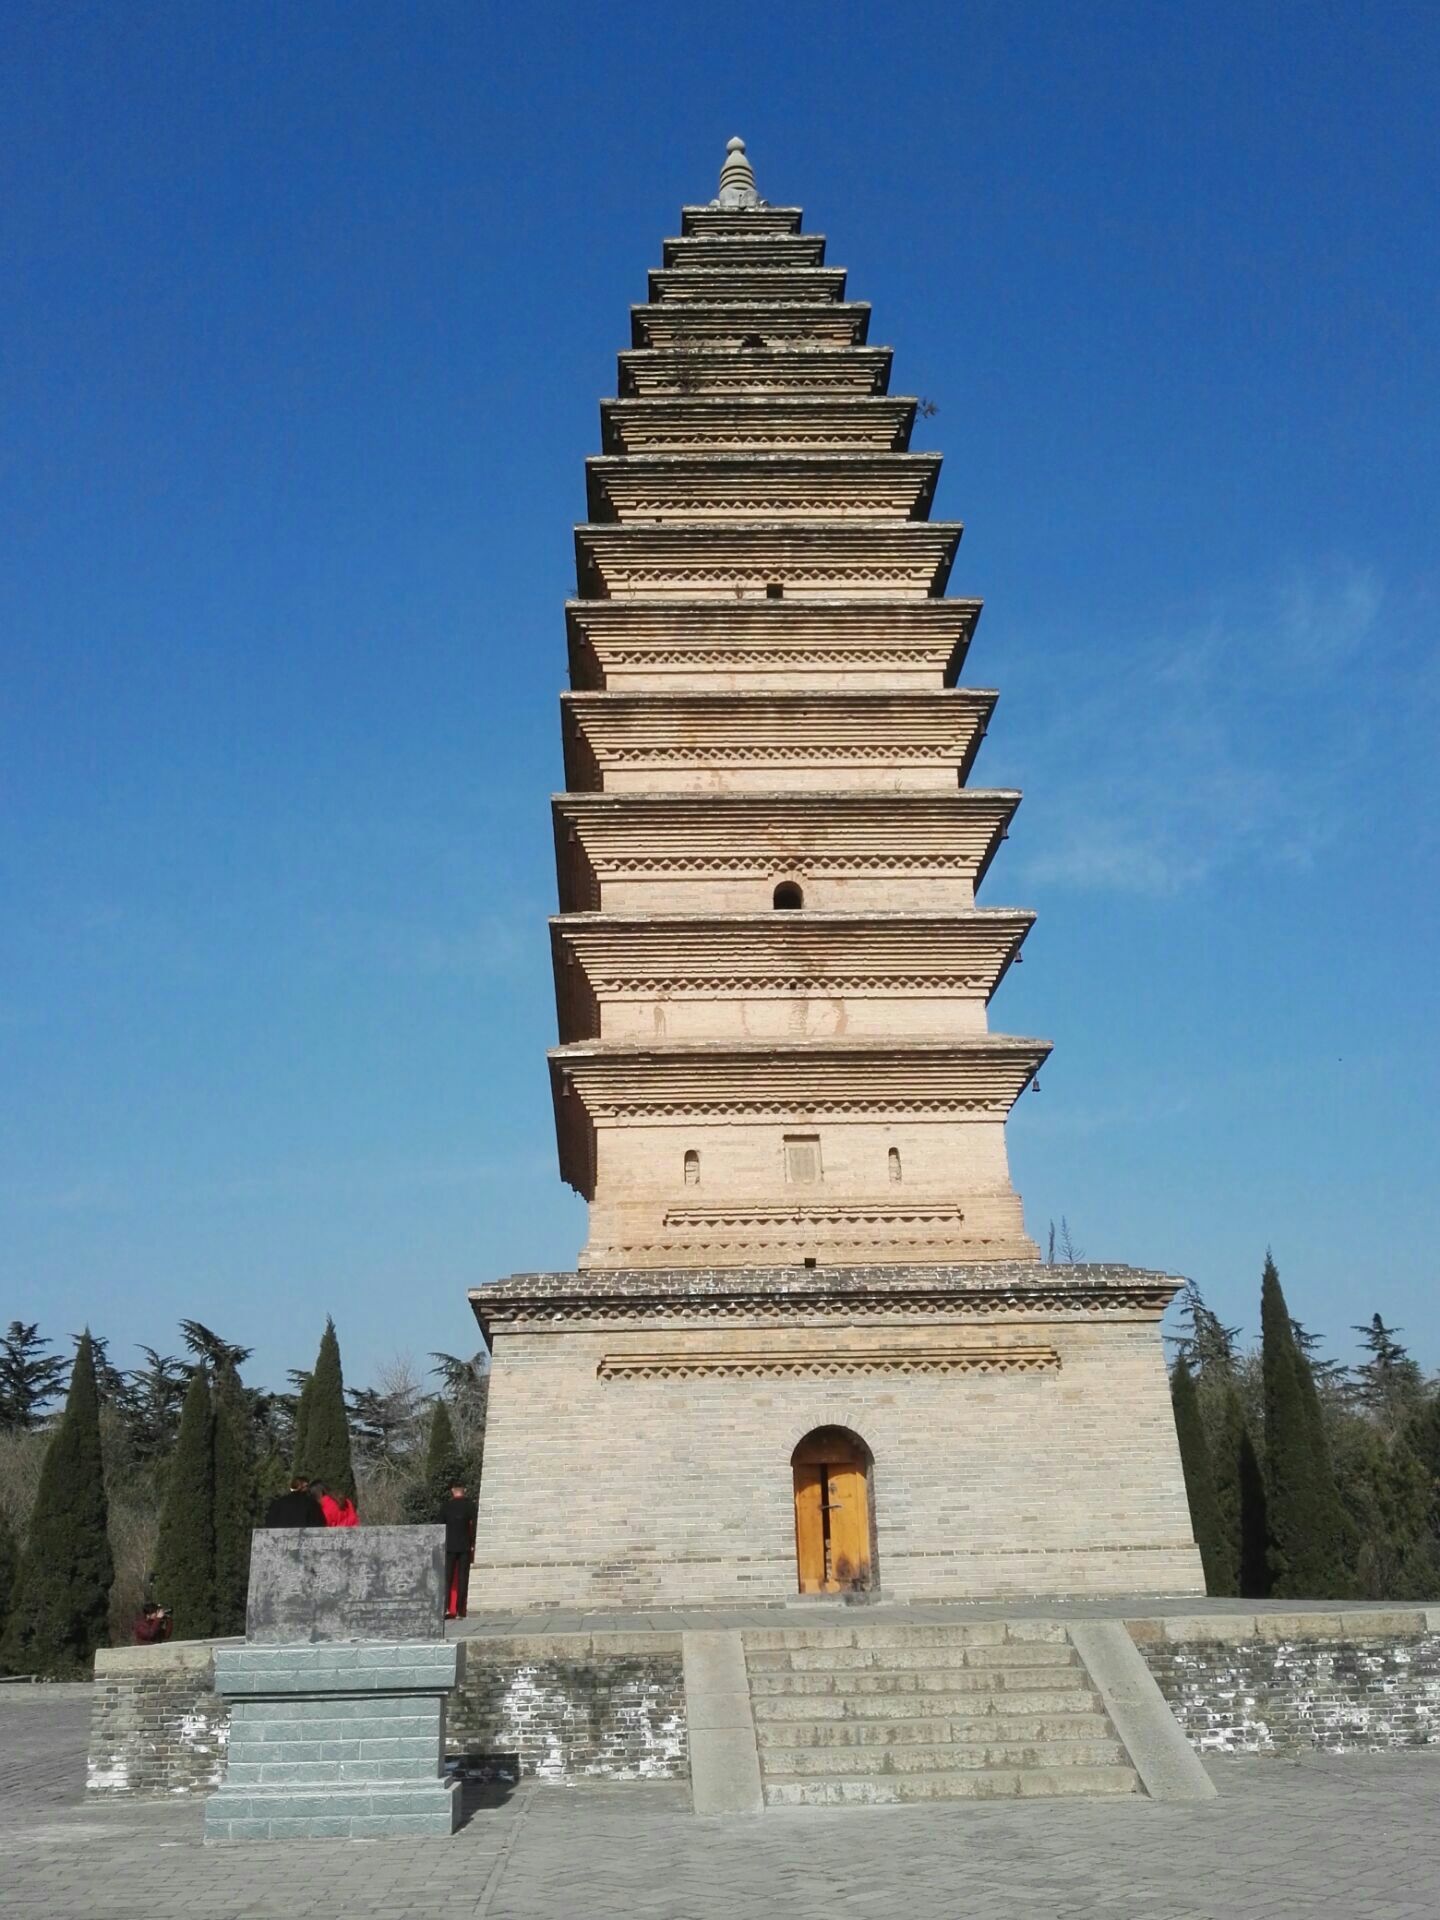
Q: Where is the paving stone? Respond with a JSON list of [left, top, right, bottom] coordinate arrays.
[[9, 1684, 1440, 1917]]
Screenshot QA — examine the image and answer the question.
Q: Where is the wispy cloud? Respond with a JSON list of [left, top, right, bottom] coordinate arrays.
[[1007, 560, 1429, 895]]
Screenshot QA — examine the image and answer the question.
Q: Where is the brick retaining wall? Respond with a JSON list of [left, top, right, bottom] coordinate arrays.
[[89, 1641, 235, 1795], [1131, 1610, 1440, 1755], [86, 1632, 688, 1795], [87, 1612, 1440, 1795], [449, 1634, 688, 1781]]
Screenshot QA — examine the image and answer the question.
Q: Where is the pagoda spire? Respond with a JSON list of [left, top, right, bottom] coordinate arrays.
[[712, 134, 761, 209]]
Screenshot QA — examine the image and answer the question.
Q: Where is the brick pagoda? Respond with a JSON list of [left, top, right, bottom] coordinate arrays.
[[470, 141, 1203, 1607]]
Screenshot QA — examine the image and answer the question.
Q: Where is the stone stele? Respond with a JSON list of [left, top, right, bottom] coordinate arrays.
[[245, 1525, 447, 1643]]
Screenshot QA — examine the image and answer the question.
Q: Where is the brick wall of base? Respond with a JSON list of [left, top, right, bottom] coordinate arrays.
[[1131, 1611, 1440, 1755], [87, 1633, 688, 1796], [474, 1316, 1203, 1609], [89, 1641, 235, 1795], [449, 1634, 688, 1781]]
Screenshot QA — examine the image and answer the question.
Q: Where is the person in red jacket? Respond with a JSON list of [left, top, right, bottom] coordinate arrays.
[[133, 1600, 172, 1645], [313, 1481, 359, 1527]]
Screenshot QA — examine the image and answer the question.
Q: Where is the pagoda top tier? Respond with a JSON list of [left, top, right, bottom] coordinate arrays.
[[677, 137, 804, 235]]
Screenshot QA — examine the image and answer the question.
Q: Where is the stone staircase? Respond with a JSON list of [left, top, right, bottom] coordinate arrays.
[[743, 1622, 1140, 1807]]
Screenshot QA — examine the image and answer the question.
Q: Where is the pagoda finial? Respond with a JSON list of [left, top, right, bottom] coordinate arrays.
[[711, 135, 762, 210]]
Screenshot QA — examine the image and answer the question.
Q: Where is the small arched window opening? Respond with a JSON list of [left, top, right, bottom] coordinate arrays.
[[741, 332, 766, 349], [683, 1149, 700, 1186], [773, 881, 804, 910], [888, 1147, 902, 1184]]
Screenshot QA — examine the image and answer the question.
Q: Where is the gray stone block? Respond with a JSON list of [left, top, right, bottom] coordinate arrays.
[[246, 1526, 446, 1643], [215, 1641, 457, 1697]]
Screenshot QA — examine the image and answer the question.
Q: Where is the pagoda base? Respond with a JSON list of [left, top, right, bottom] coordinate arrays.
[[468, 1264, 1205, 1611]]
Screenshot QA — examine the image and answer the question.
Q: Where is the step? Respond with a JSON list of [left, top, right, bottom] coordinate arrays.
[[751, 1686, 1103, 1721], [747, 1666, 1090, 1698], [744, 1622, 1068, 1651], [755, 1712, 1117, 1747], [762, 1766, 1140, 1807], [761, 1738, 1129, 1777], [745, 1642, 1081, 1673]]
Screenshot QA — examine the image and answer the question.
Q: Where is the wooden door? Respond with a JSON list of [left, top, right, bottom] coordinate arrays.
[[792, 1432, 871, 1594], [825, 1458, 869, 1590], [793, 1462, 827, 1593]]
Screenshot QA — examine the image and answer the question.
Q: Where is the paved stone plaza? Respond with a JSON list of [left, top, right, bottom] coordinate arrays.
[[5, 1684, 1439, 1918]]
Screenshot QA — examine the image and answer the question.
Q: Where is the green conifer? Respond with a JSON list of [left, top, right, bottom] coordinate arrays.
[[1, 1332, 114, 1676], [0, 1501, 18, 1642], [1334, 1417, 1437, 1600], [405, 1399, 466, 1522], [290, 1370, 314, 1480], [151, 1367, 216, 1639], [1209, 1378, 1264, 1595], [1261, 1253, 1353, 1597], [294, 1319, 354, 1500], [211, 1362, 257, 1635], [1406, 1390, 1440, 1546], [1171, 1357, 1228, 1594], [1237, 1422, 1270, 1597]]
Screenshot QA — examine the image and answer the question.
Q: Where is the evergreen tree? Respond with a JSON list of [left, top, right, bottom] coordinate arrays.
[[0, 1502, 17, 1641], [77, 1332, 128, 1407], [0, 1332, 113, 1676], [255, 1446, 295, 1514], [1261, 1253, 1353, 1597], [178, 1321, 253, 1375], [1237, 1421, 1270, 1597], [1334, 1416, 1437, 1600], [289, 1367, 315, 1480], [0, 1321, 68, 1430], [293, 1320, 354, 1500], [1171, 1358, 1228, 1594], [151, 1367, 216, 1639], [211, 1362, 257, 1636], [1406, 1390, 1440, 1545], [1290, 1315, 1351, 1397], [1209, 1381, 1244, 1595], [405, 1400, 466, 1522], [1351, 1315, 1425, 1430], [117, 1347, 189, 1464], [1171, 1280, 1242, 1379]]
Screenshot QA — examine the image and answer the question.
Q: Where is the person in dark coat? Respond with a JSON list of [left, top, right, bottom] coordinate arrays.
[[133, 1600, 172, 1645], [441, 1483, 476, 1620], [264, 1476, 326, 1527]]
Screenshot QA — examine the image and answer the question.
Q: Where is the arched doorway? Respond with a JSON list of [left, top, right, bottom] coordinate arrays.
[[792, 1427, 873, 1594]]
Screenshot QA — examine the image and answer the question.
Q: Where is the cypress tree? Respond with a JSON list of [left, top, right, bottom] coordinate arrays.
[[1171, 1357, 1228, 1595], [1, 1332, 114, 1676], [1260, 1253, 1352, 1597], [0, 1501, 18, 1643], [405, 1399, 466, 1522], [1237, 1422, 1270, 1597], [151, 1367, 216, 1639], [290, 1371, 314, 1479], [212, 1362, 257, 1635], [1210, 1378, 1267, 1596], [294, 1319, 355, 1500]]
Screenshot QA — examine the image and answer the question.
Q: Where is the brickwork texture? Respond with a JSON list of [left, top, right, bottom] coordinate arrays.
[[474, 1317, 1201, 1609], [448, 1634, 688, 1781], [1136, 1617, 1440, 1755], [89, 1642, 231, 1796]]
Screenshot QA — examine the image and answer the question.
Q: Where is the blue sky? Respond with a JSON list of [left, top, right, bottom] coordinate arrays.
[[3, 1, 1437, 1391]]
